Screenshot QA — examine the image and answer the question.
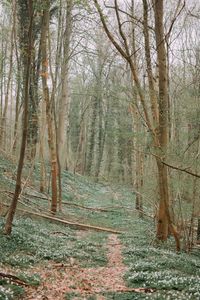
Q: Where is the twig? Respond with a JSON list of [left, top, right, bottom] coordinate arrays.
[[0, 272, 29, 287], [50, 231, 69, 236], [136, 148, 200, 179]]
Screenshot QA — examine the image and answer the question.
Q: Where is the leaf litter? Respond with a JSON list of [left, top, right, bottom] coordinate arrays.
[[24, 233, 129, 299]]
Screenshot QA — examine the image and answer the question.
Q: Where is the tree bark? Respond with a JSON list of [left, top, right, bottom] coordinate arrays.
[[197, 218, 200, 243], [0, 1, 15, 147], [58, 0, 73, 170], [40, 0, 57, 213], [3, 0, 33, 235], [86, 96, 98, 175], [154, 0, 170, 240]]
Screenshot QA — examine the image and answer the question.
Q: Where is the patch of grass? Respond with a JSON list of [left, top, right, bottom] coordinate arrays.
[[18, 273, 41, 286], [0, 218, 71, 267], [73, 231, 108, 267], [121, 218, 200, 300], [102, 291, 149, 299], [0, 283, 24, 300], [0, 217, 108, 268], [64, 291, 81, 299]]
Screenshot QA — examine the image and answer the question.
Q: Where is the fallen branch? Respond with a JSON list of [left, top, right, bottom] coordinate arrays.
[[110, 287, 156, 294], [0, 191, 45, 213], [28, 196, 111, 212], [0, 272, 29, 287], [83, 287, 156, 295], [149, 151, 200, 179], [50, 231, 69, 236], [24, 192, 49, 201], [21, 210, 123, 233], [1, 203, 123, 234], [61, 202, 111, 212]]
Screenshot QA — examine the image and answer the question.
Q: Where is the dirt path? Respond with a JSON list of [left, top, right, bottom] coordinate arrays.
[[25, 233, 128, 299]]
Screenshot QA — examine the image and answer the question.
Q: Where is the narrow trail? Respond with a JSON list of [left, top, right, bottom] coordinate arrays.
[[25, 233, 128, 299]]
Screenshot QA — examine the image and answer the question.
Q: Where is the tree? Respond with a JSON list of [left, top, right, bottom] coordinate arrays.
[[93, 0, 180, 249], [0, 0, 15, 148], [40, 0, 58, 213], [3, 0, 34, 234], [57, 0, 73, 170]]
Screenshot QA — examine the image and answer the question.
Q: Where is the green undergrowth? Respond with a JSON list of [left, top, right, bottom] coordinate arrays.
[[60, 170, 139, 230], [65, 292, 151, 300], [121, 219, 200, 299], [0, 216, 107, 299], [0, 273, 40, 300], [0, 282, 24, 300], [0, 217, 107, 268]]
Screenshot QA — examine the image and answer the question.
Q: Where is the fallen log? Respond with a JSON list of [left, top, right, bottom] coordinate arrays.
[[19, 209, 123, 234], [0, 272, 29, 287], [110, 287, 155, 293], [58, 201, 111, 212], [24, 194, 110, 212], [0, 203, 122, 234], [81, 287, 156, 295]]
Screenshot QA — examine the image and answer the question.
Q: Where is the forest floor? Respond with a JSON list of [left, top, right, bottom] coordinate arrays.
[[25, 234, 128, 299], [0, 154, 200, 299]]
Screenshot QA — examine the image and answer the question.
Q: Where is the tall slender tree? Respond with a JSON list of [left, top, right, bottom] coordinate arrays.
[[40, 0, 58, 213], [3, 0, 34, 235]]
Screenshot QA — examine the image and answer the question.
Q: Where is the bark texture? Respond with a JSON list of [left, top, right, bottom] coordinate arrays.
[[40, 0, 58, 213], [4, 0, 33, 235]]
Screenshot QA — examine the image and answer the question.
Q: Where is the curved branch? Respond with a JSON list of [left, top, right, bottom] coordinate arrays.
[[150, 151, 200, 178], [93, 0, 128, 60]]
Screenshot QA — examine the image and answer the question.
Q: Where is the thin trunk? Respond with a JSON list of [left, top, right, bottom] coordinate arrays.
[[12, 6, 21, 154], [130, 4, 143, 215], [0, 1, 15, 147], [86, 96, 98, 175], [3, 0, 33, 235], [0, 35, 4, 118], [58, 0, 73, 170], [39, 99, 47, 193], [74, 118, 85, 174], [95, 94, 104, 180], [154, 0, 170, 241], [12, 79, 20, 153], [142, 0, 159, 124], [197, 219, 200, 243], [40, 0, 57, 213], [48, 1, 63, 211], [156, 159, 169, 239]]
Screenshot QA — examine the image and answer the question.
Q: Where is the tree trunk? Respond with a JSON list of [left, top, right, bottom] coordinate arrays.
[[12, 11, 21, 154], [40, 0, 57, 213], [3, 0, 33, 235], [94, 97, 104, 181], [154, 0, 170, 241], [86, 96, 98, 175], [197, 218, 200, 243], [57, 0, 73, 170], [156, 160, 169, 239], [39, 99, 47, 193], [0, 1, 15, 147], [142, 0, 159, 124]]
